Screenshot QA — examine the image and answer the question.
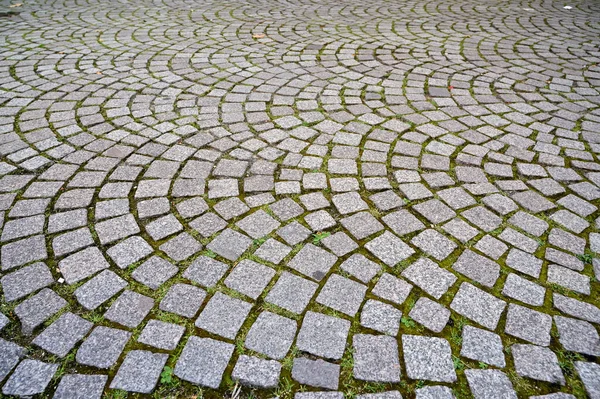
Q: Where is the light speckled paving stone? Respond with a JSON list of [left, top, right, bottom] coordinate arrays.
[[224, 260, 275, 299], [366, 231, 415, 266], [277, 221, 311, 245], [110, 350, 168, 393], [1, 262, 54, 302], [332, 192, 368, 214], [15, 288, 67, 335], [76, 326, 131, 369], [554, 316, 600, 356], [340, 253, 381, 283], [292, 357, 340, 390], [460, 325, 505, 367], [382, 209, 425, 236], [74, 270, 127, 310], [411, 229, 457, 260], [2, 359, 58, 397], [295, 392, 344, 399], [360, 299, 402, 336], [575, 361, 600, 399], [2, 1, 600, 396], [207, 228, 253, 261], [132, 256, 178, 290], [0, 338, 26, 382], [465, 369, 517, 399], [316, 274, 367, 316], [547, 264, 590, 295], [505, 248, 543, 278], [450, 283, 506, 330], [402, 335, 456, 383], [408, 297, 450, 333], [1, 234, 47, 270], [353, 334, 401, 382], [505, 304, 552, 346], [195, 292, 252, 339], [95, 213, 139, 245], [106, 236, 153, 268], [175, 336, 234, 389], [104, 290, 154, 328], [296, 311, 350, 360], [0, 214, 45, 242], [33, 312, 92, 357], [371, 273, 413, 305], [232, 355, 281, 388], [269, 198, 304, 221], [254, 238, 291, 264], [265, 271, 318, 314], [402, 258, 456, 300], [183, 255, 228, 287], [530, 394, 576, 399], [512, 344, 565, 385], [58, 247, 110, 284], [53, 374, 107, 399], [245, 311, 296, 359], [159, 232, 202, 261], [159, 283, 206, 318], [236, 209, 280, 239], [0, 312, 8, 331], [287, 243, 338, 281], [138, 319, 185, 350], [145, 214, 183, 241], [415, 386, 453, 399], [501, 273, 546, 306], [452, 249, 499, 287]]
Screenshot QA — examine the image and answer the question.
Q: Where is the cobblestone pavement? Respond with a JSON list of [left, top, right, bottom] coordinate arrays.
[[0, 0, 600, 397]]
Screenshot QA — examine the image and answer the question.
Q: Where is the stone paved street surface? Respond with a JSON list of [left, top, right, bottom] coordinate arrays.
[[0, 0, 600, 397]]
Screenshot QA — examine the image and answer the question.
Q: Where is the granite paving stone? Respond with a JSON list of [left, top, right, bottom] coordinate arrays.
[[195, 292, 252, 339], [265, 272, 318, 314], [232, 355, 281, 388], [554, 316, 600, 356], [76, 326, 131, 369], [53, 374, 107, 399], [245, 311, 297, 359], [408, 297, 450, 333], [575, 361, 600, 399], [104, 290, 154, 328], [109, 350, 168, 393], [0, 338, 26, 382], [183, 256, 229, 287], [2, 360, 58, 397], [15, 288, 67, 335], [224, 260, 275, 299], [33, 312, 92, 357], [0, 1, 599, 396], [465, 369, 517, 399], [1, 262, 54, 302], [402, 335, 456, 383], [292, 358, 340, 390], [450, 283, 506, 330], [137, 319, 185, 350], [460, 325, 505, 367], [74, 270, 127, 310], [159, 283, 206, 318], [174, 336, 234, 389], [296, 311, 350, 360], [316, 274, 367, 316], [512, 344, 565, 385], [401, 258, 456, 300], [353, 334, 401, 382], [360, 299, 402, 336]]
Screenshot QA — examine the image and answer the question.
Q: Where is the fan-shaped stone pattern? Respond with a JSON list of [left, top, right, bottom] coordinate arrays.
[[0, 0, 599, 397]]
